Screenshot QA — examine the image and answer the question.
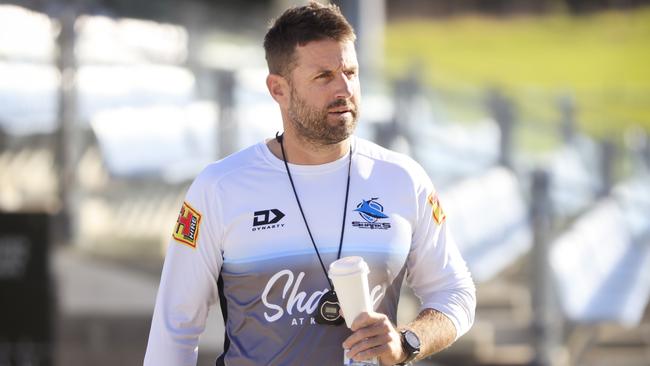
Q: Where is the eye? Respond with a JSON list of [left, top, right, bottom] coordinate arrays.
[[344, 69, 357, 78], [316, 72, 332, 80]]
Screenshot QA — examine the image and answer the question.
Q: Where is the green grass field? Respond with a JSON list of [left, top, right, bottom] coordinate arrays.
[[385, 8, 650, 142]]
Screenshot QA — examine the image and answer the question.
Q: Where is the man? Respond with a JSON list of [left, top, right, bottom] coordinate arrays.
[[144, 2, 475, 365]]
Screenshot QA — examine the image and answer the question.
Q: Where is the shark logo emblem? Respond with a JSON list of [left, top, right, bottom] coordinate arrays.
[[355, 198, 389, 223], [352, 198, 391, 229]]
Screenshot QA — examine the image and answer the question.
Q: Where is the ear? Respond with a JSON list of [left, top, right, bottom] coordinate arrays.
[[266, 74, 290, 106]]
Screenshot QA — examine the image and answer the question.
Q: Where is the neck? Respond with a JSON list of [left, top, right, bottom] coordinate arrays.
[[268, 130, 350, 165]]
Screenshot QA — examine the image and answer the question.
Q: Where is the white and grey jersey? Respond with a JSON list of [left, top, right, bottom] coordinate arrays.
[[144, 137, 476, 366]]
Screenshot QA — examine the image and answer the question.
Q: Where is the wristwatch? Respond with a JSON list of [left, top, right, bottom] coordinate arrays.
[[396, 329, 420, 365]]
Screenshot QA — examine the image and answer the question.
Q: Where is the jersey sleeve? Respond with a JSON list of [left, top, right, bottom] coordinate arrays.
[[406, 172, 476, 340], [144, 169, 224, 366]]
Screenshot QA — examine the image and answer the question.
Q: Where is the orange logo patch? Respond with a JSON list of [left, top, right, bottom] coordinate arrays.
[[172, 202, 202, 248], [427, 192, 446, 225]]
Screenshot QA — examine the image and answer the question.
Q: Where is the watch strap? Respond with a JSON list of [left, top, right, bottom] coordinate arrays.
[[396, 329, 420, 365]]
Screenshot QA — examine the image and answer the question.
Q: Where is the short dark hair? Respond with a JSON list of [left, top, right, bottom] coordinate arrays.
[[264, 1, 356, 77]]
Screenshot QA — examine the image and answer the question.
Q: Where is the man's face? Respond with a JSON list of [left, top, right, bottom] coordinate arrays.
[[286, 39, 360, 145]]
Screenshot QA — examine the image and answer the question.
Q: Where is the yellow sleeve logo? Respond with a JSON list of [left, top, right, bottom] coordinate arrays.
[[427, 192, 446, 225], [172, 201, 202, 248]]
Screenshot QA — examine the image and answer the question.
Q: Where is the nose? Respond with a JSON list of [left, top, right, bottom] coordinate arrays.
[[333, 72, 354, 100]]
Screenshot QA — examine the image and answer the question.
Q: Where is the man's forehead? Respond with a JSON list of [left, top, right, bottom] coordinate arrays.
[[294, 39, 358, 71]]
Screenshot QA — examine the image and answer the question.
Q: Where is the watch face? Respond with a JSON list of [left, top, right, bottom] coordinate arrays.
[[404, 330, 421, 349]]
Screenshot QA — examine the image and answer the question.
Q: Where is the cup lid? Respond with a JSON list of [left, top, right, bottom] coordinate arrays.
[[328, 256, 369, 276]]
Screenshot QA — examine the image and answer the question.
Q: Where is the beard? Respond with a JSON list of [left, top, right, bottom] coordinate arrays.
[[287, 85, 358, 146]]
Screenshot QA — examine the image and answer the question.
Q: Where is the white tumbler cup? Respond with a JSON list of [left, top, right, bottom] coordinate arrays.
[[329, 256, 378, 366]]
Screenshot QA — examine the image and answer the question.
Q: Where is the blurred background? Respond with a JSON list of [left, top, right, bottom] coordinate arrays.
[[0, 0, 649, 365]]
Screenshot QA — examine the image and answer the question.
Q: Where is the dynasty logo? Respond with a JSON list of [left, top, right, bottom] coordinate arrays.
[[352, 197, 391, 230], [252, 209, 285, 232]]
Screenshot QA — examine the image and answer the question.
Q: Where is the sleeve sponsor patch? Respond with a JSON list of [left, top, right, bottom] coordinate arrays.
[[172, 201, 202, 248], [427, 192, 446, 225]]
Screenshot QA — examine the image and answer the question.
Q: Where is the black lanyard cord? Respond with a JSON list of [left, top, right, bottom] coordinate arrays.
[[276, 132, 352, 291]]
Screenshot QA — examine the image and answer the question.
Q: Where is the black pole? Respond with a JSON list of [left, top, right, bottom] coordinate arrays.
[[598, 139, 616, 197], [54, 5, 79, 245], [645, 135, 650, 171], [558, 93, 576, 145], [216, 69, 237, 158], [530, 169, 558, 366], [486, 87, 515, 169]]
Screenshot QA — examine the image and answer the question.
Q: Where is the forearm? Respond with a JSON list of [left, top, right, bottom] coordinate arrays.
[[403, 308, 456, 361]]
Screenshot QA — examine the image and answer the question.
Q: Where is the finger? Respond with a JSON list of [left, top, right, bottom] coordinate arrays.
[[350, 311, 384, 331], [342, 320, 390, 349], [351, 343, 391, 362], [346, 333, 392, 359]]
